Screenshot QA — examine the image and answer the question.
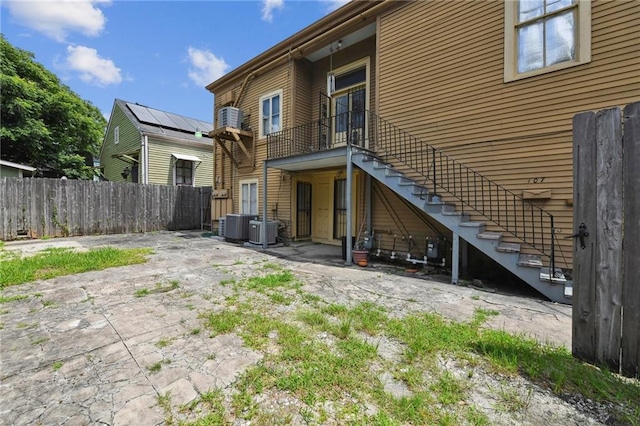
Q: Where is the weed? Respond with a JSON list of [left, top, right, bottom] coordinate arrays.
[[471, 295, 480, 301], [492, 382, 533, 413], [190, 328, 201, 335], [155, 337, 174, 348], [135, 288, 149, 298], [41, 300, 55, 307], [32, 336, 49, 345], [219, 278, 236, 287], [0, 294, 28, 304], [52, 361, 63, 371], [267, 291, 292, 305], [0, 247, 152, 288], [148, 362, 162, 373]]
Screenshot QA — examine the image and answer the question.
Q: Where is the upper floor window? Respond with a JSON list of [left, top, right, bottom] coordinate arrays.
[[504, 0, 591, 82], [259, 89, 282, 138]]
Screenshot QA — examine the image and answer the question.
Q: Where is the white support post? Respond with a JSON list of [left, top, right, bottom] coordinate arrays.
[[346, 146, 353, 265], [262, 162, 268, 249], [452, 232, 460, 285]]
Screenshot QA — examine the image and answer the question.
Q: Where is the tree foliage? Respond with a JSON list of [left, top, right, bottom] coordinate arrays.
[[0, 35, 107, 179]]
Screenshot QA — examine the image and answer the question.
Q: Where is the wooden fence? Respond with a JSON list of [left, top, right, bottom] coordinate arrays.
[[0, 178, 210, 240], [572, 102, 639, 378]]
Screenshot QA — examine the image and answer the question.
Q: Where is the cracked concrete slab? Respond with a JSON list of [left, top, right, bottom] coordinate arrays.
[[0, 231, 574, 424]]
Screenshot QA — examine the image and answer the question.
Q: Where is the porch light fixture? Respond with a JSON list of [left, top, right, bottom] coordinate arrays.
[[195, 127, 202, 138], [121, 166, 131, 180]]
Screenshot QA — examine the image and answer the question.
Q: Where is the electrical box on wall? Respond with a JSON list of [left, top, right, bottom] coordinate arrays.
[[213, 189, 229, 199]]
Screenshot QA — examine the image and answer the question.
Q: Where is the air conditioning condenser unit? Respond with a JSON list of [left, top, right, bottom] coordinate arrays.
[[218, 106, 243, 129], [224, 214, 258, 242], [249, 220, 278, 245]]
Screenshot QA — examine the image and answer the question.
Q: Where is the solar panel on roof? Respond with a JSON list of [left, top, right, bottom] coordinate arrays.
[[127, 103, 161, 126], [168, 114, 194, 132], [126, 101, 212, 135]]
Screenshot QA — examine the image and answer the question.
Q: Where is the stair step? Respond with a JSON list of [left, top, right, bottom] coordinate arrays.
[[385, 168, 404, 177], [459, 221, 484, 228], [373, 160, 390, 169], [517, 254, 543, 267], [477, 231, 503, 241], [410, 185, 430, 197], [497, 242, 521, 253], [540, 267, 567, 285], [441, 203, 456, 214]]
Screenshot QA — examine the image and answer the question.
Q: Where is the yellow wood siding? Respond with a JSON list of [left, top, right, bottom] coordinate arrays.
[[100, 105, 141, 182], [377, 0, 640, 267], [147, 138, 214, 187], [294, 59, 313, 126], [310, 37, 377, 122], [212, 62, 293, 235]]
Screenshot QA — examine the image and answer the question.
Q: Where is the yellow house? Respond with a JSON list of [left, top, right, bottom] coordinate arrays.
[[205, 0, 639, 303]]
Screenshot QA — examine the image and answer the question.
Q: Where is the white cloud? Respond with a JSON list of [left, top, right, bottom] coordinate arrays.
[[187, 47, 229, 87], [65, 45, 122, 87], [324, 0, 351, 13], [262, 0, 284, 22], [4, 0, 110, 42]]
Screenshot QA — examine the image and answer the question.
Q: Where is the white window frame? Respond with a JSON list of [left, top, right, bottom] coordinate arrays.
[[239, 178, 259, 215], [504, 0, 591, 82], [328, 57, 371, 148], [259, 89, 283, 138], [114, 126, 120, 144]]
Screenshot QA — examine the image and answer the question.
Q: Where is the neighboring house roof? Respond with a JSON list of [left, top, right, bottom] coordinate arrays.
[[0, 159, 37, 171], [113, 98, 213, 146], [205, 0, 393, 93]]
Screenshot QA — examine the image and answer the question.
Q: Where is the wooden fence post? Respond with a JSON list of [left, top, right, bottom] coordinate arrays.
[[572, 111, 597, 362], [594, 107, 623, 370], [622, 102, 640, 377]]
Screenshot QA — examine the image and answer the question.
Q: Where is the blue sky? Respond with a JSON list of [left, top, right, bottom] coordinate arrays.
[[1, 0, 347, 124]]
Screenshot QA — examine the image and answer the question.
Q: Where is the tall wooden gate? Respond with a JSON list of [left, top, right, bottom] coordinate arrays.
[[572, 102, 639, 378]]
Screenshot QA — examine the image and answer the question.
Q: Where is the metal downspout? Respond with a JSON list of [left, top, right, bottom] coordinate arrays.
[[346, 145, 353, 265], [366, 174, 372, 237]]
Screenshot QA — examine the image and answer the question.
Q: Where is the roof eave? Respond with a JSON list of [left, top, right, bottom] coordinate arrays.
[[205, 0, 383, 93]]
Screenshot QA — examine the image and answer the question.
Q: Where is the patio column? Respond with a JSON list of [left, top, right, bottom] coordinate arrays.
[[346, 146, 353, 265], [452, 232, 460, 285], [262, 161, 268, 249]]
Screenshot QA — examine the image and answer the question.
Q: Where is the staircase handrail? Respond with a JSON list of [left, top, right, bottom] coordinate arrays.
[[366, 110, 556, 264]]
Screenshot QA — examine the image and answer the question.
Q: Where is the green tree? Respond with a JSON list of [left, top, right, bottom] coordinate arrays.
[[0, 35, 107, 179]]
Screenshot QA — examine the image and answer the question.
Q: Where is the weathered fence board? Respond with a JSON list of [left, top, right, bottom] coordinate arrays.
[[0, 179, 209, 240], [573, 102, 640, 378], [572, 111, 597, 362], [622, 102, 640, 377]]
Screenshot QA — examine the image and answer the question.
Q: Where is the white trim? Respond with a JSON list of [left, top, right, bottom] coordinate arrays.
[[0, 159, 36, 171], [504, 0, 591, 82], [114, 125, 120, 144], [329, 57, 371, 148], [239, 178, 259, 215], [171, 153, 202, 162], [172, 154, 200, 187], [258, 89, 283, 139]]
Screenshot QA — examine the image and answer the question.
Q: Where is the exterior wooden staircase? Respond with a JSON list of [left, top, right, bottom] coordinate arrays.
[[351, 148, 572, 304]]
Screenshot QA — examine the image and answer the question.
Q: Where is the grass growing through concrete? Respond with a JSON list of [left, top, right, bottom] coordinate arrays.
[[174, 263, 640, 426], [0, 247, 152, 288]]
